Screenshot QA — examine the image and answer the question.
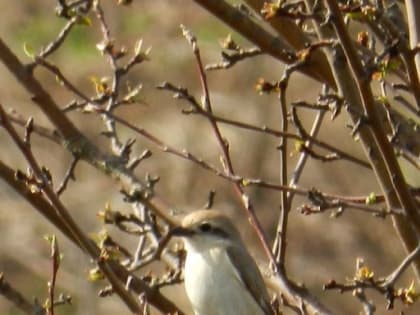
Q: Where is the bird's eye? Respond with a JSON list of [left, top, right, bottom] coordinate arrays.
[[199, 222, 212, 232]]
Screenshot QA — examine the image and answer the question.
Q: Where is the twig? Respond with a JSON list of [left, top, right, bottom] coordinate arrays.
[[157, 82, 370, 169], [192, 0, 336, 85], [35, 58, 96, 106], [6, 105, 402, 218], [38, 16, 79, 59], [0, 154, 181, 311], [354, 289, 376, 315], [203, 190, 216, 209], [206, 47, 262, 70], [7, 110, 61, 143], [94, 108, 393, 218], [275, 69, 290, 270], [271, 51, 328, 271], [0, 273, 45, 315], [326, 0, 420, 258], [56, 157, 79, 196], [1, 25, 178, 225], [381, 243, 420, 287], [0, 104, 142, 313], [289, 108, 325, 190], [93, 0, 123, 152], [45, 235, 61, 315], [0, 34, 182, 314], [181, 24, 277, 271], [378, 13, 420, 111]]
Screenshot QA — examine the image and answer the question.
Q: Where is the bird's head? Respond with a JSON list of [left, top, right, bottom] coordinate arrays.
[[171, 209, 243, 252]]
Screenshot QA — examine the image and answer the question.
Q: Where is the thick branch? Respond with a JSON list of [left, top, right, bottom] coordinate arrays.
[[192, 0, 335, 86]]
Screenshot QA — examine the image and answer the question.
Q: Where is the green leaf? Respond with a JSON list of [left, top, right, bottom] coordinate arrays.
[[23, 42, 35, 59]]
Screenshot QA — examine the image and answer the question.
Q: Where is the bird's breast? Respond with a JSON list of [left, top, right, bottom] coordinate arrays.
[[184, 247, 266, 315]]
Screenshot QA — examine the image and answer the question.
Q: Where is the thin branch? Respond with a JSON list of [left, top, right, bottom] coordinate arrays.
[[326, 0, 420, 228], [275, 69, 290, 271], [304, 0, 420, 283], [7, 110, 62, 143], [56, 157, 79, 196], [38, 16, 78, 59], [157, 82, 371, 169], [381, 243, 420, 287], [0, 273, 45, 315], [0, 34, 178, 229], [289, 109, 326, 189], [181, 24, 278, 271], [378, 12, 420, 111], [35, 58, 96, 106], [0, 38, 81, 140], [93, 1, 123, 152], [46, 236, 60, 315], [7, 105, 399, 219], [96, 108, 395, 219], [0, 156, 182, 313], [0, 104, 144, 314], [206, 47, 262, 70]]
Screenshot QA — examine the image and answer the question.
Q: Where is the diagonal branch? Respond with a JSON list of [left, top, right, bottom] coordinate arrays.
[[192, 0, 335, 86], [325, 0, 420, 237], [0, 37, 177, 226]]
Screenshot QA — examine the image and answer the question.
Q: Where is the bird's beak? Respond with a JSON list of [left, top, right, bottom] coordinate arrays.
[[156, 226, 194, 258], [170, 226, 195, 237]]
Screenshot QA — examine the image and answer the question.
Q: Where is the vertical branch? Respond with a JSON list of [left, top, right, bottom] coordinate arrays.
[[302, 0, 420, 281], [180, 25, 233, 171], [93, 1, 123, 152], [320, 0, 420, 280], [272, 59, 319, 271], [376, 10, 420, 111], [181, 25, 277, 268], [288, 109, 325, 197], [56, 157, 79, 196], [405, 0, 420, 104], [275, 80, 289, 271], [325, 0, 420, 232], [46, 235, 60, 315]]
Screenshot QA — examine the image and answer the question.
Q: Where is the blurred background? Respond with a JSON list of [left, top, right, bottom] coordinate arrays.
[[0, 1, 419, 314]]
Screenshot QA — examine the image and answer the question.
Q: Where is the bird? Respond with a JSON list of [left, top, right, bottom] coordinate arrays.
[[170, 209, 274, 315]]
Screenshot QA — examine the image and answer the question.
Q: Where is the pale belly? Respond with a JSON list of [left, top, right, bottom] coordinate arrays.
[[184, 248, 266, 315]]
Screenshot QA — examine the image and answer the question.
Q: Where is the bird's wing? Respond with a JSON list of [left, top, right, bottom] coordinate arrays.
[[226, 245, 274, 315]]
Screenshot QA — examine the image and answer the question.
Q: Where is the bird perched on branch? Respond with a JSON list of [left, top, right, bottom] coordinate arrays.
[[171, 209, 274, 315]]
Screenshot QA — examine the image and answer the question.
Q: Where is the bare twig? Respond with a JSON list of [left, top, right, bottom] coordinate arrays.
[[157, 81, 370, 169], [191, 0, 335, 85], [45, 235, 60, 315], [325, 0, 420, 278], [203, 190, 216, 209], [0, 273, 45, 315], [38, 16, 79, 59], [206, 46, 262, 70], [274, 69, 290, 270], [181, 24, 277, 271], [0, 104, 144, 314], [381, 243, 420, 287], [56, 157, 79, 196]]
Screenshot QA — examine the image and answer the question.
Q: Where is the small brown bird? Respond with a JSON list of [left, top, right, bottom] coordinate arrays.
[[171, 209, 274, 315]]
